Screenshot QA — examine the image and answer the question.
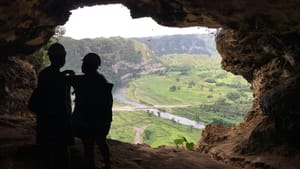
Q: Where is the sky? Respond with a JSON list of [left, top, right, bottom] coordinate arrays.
[[63, 4, 214, 39]]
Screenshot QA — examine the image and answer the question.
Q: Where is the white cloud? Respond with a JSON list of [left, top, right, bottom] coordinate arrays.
[[64, 4, 214, 39]]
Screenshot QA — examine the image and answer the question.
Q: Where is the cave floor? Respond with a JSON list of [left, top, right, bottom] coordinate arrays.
[[0, 115, 237, 169], [0, 139, 239, 169], [1, 115, 300, 169]]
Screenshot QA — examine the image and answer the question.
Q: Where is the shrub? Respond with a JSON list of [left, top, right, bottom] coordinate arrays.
[[205, 78, 216, 83], [188, 81, 196, 88], [144, 130, 152, 141], [216, 82, 226, 86], [215, 72, 228, 79], [226, 92, 241, 101], [210, 118, 234, 126], [169, 85, 177, 92], [173, 136, 195, 150]]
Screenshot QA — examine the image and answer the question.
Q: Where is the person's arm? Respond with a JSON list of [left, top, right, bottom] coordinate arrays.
[[62, 69, 75, 76], [65, 74, 83, 87], [63, 69, 77, 87]]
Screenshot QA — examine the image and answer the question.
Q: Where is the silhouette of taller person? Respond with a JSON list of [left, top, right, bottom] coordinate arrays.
[[71, 53, 113, 169], [34, 43, 73, 169]]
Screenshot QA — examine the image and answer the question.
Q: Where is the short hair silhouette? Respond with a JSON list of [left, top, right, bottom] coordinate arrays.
[[82, 53, 101, 66], [30, 42, 73, 169], [81, 53, 101, 73], [72, 52, 113, 169], [48, 43, 66, 67]]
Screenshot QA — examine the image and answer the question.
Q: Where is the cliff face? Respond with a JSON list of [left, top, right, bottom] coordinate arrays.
[[198, 29, 300, 167], [1, 0, 300, 168], [0, 57, 36, 114], [214, 29, 300, 149], [2, 0, 300, 57]]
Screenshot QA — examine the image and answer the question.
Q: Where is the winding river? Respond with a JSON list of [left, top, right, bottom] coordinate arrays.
[[113, 88, 205, 129]]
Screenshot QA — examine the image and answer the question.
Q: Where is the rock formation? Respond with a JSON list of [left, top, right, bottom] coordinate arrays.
[[1, 0, 300, 168]]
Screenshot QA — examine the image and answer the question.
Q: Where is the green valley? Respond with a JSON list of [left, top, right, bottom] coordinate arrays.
[[109, 54, 252, 147], [59, 34, 253, 148], [109, 111, 201, 148], [124, 54, 252, 126]]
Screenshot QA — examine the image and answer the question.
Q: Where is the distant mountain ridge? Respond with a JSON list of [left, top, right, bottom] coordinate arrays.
[[59, 34, 217, 87], [133, 34, 217, 56], [59, 37, 166, 87]]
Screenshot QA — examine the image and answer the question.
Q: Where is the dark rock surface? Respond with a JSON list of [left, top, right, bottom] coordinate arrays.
[[1, 0, 300, 168]]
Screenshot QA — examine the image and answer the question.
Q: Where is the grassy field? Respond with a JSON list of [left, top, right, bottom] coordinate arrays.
[[109, 110, 201, 148], [124, 54, 253, 125], [110, 54, 252, 147]]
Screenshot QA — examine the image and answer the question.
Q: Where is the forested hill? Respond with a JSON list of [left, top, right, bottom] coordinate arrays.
[[59, 34, 217, 87], [59, 37, 166, 87], [133, 34, 217, 56]]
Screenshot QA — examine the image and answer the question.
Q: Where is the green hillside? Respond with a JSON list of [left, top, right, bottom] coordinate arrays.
[[125, 54, 252, 126], [134, 34, 217, 56], [58, 34, 251, 147], [109, 111, 201, 148], [59, 37, 166, 87], [59, 34, 217, 87], [110, 54, 252, 147]]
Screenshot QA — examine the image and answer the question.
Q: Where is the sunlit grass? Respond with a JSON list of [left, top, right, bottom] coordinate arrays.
[[110, 54, 252, 146], [109, 111, 201, 147], [124, 54, 252, 125]]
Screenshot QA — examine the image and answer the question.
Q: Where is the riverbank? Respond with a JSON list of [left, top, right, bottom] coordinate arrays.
[[113, 87, 205, 129]]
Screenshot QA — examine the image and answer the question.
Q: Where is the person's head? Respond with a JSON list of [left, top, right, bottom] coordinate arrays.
[[48, 43, 66, 68], [81, 53, 101, 74]]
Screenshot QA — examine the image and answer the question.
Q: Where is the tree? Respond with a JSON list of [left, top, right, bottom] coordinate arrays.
[[194, 112, 200, 123], [205, 78, 216, 83], [143, 130, 152, 141], [54, 26, 66, 40], [211, 118, 234, 126], [157, 111, 161, 117], [215, 98, 227, 105], [226, 92, 240, 101], [27, 26, 66, 72], [169, 85, 177, 92], [188, 81, 195, 88]]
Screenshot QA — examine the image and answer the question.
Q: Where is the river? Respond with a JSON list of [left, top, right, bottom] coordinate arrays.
[[113, 88, 206, 129]]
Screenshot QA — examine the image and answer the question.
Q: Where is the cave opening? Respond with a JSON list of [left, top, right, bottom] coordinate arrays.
[[58, 4, 253, 148], [1, 1, 300, 168]]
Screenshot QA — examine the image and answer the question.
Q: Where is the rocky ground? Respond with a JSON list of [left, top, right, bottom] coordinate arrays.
[[0, 115, 237, 169], [1, 115, 300, 169]]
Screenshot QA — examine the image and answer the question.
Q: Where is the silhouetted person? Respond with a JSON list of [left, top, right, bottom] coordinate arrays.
[[30, 43, 74, 169], [71, 53, 113, 169]]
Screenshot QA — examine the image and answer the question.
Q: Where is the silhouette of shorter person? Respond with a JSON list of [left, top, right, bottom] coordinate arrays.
[[30, 43, 74, 169], [71, 53, 113, 169]]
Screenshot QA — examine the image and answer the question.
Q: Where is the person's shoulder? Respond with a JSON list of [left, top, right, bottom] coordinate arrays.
[[97, 73, 113, 88], [38, 66, 51, 78], [97, 73, 108, 82], [66, 75, 84, 85], [69, 74, 84, 79], [38, 66, 50, 74], [107, 83, 113, 90]]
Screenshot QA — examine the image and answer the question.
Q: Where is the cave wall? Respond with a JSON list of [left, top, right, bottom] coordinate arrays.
[[0, 57, 36, 114], [200, 29, 300, 154], [2, 0, 300, 58], [1, 0, 300, 161]]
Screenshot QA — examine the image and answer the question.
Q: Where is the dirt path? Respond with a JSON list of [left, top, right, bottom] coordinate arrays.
[[112, 105, 190, 111], [134, 125, 148, 144], [153, 104, 190, 108]]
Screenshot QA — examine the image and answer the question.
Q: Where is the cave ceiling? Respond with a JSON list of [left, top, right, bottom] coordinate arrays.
[[2, 1, 300, 164], [1, 0, 300, 58]]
